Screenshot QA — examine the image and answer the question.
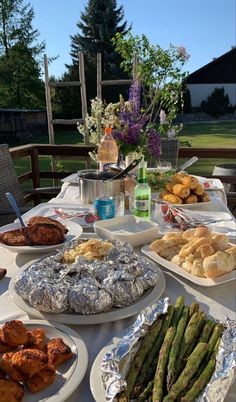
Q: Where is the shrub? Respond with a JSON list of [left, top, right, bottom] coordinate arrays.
[[201, 87, 229, 116]]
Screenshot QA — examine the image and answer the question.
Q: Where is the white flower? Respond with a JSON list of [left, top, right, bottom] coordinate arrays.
[[167, 128, 176, 138]]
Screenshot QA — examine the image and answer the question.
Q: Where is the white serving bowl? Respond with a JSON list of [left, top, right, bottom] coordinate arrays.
[[93, 215, 159, 247]]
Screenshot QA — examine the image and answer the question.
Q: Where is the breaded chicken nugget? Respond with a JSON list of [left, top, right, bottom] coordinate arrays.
[[162, 193, 183, 204], [12, 349, 48, 376], [0, 353, 26, 382], [0, 330, 13, 353], [159, 190, 170, 199], [47, 338, 72, 367], [0, 379, 24, 402], [192, 184, 204, 195], [198, 192, 210, 202], [181, 175, 199, 189], [23, 328, 45, 351], [165, 182, 175, 192], [27, 364, 56, 393], [172, 183, 190, 199], [183, 194, 198, 204], [1, 320, 28, 347]]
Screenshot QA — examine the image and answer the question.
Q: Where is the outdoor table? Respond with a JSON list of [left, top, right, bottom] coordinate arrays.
[[0, 175, 236, 401], [0, 244, 235, 401]]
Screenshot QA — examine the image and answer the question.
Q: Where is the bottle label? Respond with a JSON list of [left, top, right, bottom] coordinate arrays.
[[134, 199, 150, 211]]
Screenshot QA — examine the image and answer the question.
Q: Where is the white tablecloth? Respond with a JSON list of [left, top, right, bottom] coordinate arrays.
[[0, 176, 236, 401], [0, 244, 236, 401]]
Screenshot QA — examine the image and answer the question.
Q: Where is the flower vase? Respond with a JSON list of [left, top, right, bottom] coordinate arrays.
[[125, 152, 142, 172], [160, 138, 179, 169]]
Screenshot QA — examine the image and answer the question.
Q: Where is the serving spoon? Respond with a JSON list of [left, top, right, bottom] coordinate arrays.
[[5, 192, 26, 228]]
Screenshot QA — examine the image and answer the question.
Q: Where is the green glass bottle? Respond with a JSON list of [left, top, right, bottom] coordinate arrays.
[[134, 160, 151, 220]]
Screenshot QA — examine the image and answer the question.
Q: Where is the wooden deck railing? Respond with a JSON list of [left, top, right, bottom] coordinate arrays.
[[9, 143, 236, 189]]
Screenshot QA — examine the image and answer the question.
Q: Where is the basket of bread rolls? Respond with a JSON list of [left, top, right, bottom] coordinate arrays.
[[159, 173, 210, 205], [150, 226, 236, 278]]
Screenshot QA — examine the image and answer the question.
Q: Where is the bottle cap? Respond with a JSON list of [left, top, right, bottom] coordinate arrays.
[[104, 127, 112, 134]]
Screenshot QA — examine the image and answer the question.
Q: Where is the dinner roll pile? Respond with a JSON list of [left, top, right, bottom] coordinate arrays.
[[150, 227, 236, 278], [159, 173, 210, 204]]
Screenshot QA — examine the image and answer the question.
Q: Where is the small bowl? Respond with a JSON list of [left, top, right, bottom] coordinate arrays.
[[93, 215, 159, 247]]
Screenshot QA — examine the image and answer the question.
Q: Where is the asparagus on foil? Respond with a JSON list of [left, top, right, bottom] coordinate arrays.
[[101, 296, 234, 402]]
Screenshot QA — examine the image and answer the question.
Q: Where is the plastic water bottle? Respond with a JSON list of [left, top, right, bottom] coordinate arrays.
[[97, 127, 118, 171]]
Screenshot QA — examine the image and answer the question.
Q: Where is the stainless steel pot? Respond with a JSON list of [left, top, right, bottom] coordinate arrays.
[[78, 170, 125, 204]]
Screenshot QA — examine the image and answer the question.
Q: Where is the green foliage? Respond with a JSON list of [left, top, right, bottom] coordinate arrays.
[[0, 0, 45, 108], [112, 33, 189, 130], [201, 87, 230, 117]]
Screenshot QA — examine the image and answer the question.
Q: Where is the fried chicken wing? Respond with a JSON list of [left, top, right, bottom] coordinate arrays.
[[0, 353, 26, 382], [0, 379, 24, 402], [0, 330, 14, 353], [47, 338, 72, 367], [23, 328, 45, 351], [12, 349, 48, 376], [1, 320, 28, 347], [27, 364, 56, 393]]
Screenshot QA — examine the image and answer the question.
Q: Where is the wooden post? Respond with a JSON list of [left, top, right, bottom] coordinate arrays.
[[97, 53, 102, 100], [30, 147, 41, 205], [79, 51, 88, 144], [133, 53, 138, 79], [44, 54, 55, 144], [44, 54, 57, 183]]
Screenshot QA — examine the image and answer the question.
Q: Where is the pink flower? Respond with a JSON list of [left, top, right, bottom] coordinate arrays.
[[177, 46, 190, 60], [160, 109, 167, 124]]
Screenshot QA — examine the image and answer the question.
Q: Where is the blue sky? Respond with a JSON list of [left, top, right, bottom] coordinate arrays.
[[30, 0, 236, 77]]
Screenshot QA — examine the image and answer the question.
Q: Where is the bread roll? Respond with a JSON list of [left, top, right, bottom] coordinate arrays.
[[182, 227, 212, 241], [179, 237, 211, 258], [203, 250, 235, 278], [211, 233, 229, 251], [191, 258, 206, 277], [193, 244, 215, 258]]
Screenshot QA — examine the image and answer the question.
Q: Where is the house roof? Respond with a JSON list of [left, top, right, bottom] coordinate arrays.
[[186, 47, 236, 84]]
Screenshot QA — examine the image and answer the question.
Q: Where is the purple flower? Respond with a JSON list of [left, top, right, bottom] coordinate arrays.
[[129, 76, 141, 117], [147, 128, 161, 158]]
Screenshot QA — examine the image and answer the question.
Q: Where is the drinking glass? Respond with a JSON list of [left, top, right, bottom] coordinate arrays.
[[114, 192, 125, 216]]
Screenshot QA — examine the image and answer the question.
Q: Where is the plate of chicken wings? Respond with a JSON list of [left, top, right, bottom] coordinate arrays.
[[0, 319, 88, 402], [0, 216, 82, 254]]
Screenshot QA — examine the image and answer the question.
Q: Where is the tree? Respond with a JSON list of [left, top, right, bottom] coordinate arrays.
[[57, 0, 130, 118], [0, 0, 45, 108], [201, 87, 230, 117]]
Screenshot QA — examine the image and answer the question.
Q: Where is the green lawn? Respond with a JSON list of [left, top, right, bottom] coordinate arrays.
[[179, 121, 236, 147], [11, 120, 236, 188]]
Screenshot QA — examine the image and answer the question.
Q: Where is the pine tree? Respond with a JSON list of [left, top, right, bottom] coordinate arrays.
[[70, 0, 129, 78], [0, 0, 45, 108], [57, 0, 130, 119]]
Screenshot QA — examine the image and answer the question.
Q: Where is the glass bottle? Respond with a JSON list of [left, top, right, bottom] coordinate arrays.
[[97, 127, 118, 171], [134, 160, 151, 220]]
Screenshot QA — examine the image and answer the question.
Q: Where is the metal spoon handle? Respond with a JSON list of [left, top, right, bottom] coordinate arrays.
[[177, 156, 198, 172], [107, 158, 141, 180], [5, 192, 26, 228]]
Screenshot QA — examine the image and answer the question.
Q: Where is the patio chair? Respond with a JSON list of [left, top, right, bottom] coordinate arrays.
[[0, 144, 60, 225]]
